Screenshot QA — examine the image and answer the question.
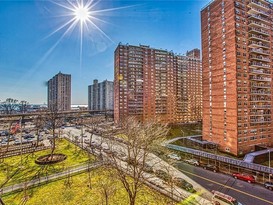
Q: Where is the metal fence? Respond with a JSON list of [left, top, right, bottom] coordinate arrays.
[[166, 144, 273, 175]]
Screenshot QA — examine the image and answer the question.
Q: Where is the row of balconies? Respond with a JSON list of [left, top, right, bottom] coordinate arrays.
[[250, 91, 271, 95], [249, 0, 270, 10], [249, 34, 270, 42], [248, 6, 270, 16], [248, 14, 271, 24], [250, 69, 271, 74], [250, 55, 271, 62], [249, 26, 270, 35], [250, 76, 271, 81], [250, 119, 271, 123], [251, 83, 271, 89], [250, 61, 271, 68], [250, 96, 271, 101], [250, 109, 271, 113], [252, 105, 271, 109], [249, 112, 271, 116], [249, 41, 270, 48], [249, 20, 271, 29], [249, 48, 270, 55]]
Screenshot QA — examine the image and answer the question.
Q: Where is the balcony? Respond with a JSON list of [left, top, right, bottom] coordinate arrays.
[[250, 76, 271, 82], [252, 104, 271, 109], [250, 62, 271, 69], [250, 119, 271, 124], [248, 0, 270, 11], [248, 6, 270, 16], [248, 14, 271, 25], [248, 27, 270, 35], [250, 91, 271, 95], [249, 34, 270, 42], [249, 69, 271, 75], [249, 112, 271, 116], [250, 96, 271, 101], [248, 42, 270, 49], [250, 56, 271, 62], [251, 83, 271, 89], [249, 48, 270, 55], [249, 20, 271, 30]]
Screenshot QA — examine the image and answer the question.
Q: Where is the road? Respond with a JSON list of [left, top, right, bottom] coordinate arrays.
[[176, 162, 273, 205], [64, 127, 214, 204]]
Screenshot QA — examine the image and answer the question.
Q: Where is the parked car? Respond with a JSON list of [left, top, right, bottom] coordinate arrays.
[[174, 177, 195, 192], [0, 131, 8, 136], [167, 153, 181, 160], [232, 173, 255, 183], [211, 190, 243, 205], [155, 170, 170, 181], [184, 159, 200, 166], [264, 181, 273, 191], [202, 164, 219, 172], [23, 134, 35, 139], [143, 163, 154, 173]]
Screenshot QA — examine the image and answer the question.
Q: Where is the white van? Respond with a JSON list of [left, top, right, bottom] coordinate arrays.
[[211, 190, 243, 205]]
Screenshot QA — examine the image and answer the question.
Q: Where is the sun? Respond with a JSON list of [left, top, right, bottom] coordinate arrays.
[[46, 0, 136, 68], [74, 6, 90, 22]]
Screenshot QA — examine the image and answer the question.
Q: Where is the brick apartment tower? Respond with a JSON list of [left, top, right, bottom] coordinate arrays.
[[201, 0, 273, 156], [114, 44, 202, 124], [88, 79, 114, 111], [48, 72, 71, 111]]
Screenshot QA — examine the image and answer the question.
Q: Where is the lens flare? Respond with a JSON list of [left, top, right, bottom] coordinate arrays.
[[74, 6, 90, 22], [45, 0, 136, 69]]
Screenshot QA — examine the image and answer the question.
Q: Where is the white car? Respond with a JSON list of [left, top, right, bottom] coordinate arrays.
[[184, 159, 200, 166], [167, 153, 181, 160]]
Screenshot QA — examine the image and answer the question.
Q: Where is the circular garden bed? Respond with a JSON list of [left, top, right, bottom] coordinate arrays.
[[35, 153, 67, 165]]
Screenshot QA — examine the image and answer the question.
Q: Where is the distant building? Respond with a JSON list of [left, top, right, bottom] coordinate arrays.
[[114, 43, 202, 124], [201, 0, 273, 156], [88, 79, 114, 111], [48, 72, 71, 111]]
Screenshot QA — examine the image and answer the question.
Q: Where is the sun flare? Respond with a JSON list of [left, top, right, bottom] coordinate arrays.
[[74, 6, 90, 22], [46, 0, 135, 68]]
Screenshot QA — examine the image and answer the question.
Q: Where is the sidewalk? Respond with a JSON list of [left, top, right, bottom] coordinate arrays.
[[0, 161, 104, 195]]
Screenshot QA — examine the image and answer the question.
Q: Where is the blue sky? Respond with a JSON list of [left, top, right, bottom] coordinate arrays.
[[0, 0, 210, 104]]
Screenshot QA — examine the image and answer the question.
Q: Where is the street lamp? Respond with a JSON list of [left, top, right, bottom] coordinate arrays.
[[269, 149, 271, 182], [181, 129, 185, 145]]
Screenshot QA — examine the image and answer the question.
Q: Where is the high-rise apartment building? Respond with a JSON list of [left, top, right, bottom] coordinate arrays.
[[201, 0, 273, 156], [88, 79, 114, 111], [114, 44, 202, 124], [48, 72, 71, 111]]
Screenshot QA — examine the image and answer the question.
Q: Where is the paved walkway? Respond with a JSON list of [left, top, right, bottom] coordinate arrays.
[[1, 161, 103, 195]]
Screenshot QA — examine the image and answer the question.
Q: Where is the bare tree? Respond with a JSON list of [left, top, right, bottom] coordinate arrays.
[[86, 117, 102, 149], [97, 166, 116, 205], [44, 103, 63, 159], [18, 100, 29, 113], [0, 98, 18, 114], [34, 115, 44, 147], [107, 117, 169, 205]]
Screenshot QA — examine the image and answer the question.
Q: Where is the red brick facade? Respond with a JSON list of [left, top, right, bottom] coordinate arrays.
[[114, 44, 202, 124], [202, 0, 273, 156]]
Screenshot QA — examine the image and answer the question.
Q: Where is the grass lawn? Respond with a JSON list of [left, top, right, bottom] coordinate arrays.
[[2, 167, 177, 205], [167, 123, 202, 139], [0, 139, 92, 187]]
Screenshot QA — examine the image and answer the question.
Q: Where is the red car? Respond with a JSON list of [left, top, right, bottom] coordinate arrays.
[[232, 173, 255, 183]]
